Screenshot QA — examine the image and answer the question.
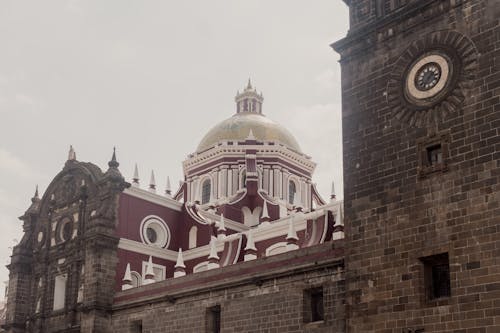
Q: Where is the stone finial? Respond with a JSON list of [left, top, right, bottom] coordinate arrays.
[[207, 237, 220, 270], [31, 185, 40, 203], [246, 129, 256, 141], [149, 170, 156, 193], [286, 217, 299, 251], [244, 230, 257, 261], [68, 145, 76, 161], [143, 256, 156, 285], [247, 78, 252, 90], [122, 263, 133, 290], [165, 176, 172, 196], [132, 163, 140, 187], [108, 147, 119, 169], [217, 214, 227, 239], [174, 248, 186, 278], [330, 181, 336, 201]]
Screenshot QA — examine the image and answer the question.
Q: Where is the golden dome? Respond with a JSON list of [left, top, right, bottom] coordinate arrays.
[[197, 112, 302, 153]]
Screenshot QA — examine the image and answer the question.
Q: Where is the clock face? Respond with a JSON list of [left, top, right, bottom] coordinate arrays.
[[415, 63, 441, 91], [405, 53, 450, 102]]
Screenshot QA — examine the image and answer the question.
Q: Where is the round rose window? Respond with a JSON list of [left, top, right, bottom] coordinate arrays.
[[140, 216, 170, 248]]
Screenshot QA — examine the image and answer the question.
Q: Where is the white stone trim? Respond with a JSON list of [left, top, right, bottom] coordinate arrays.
[[118, 238, 225, 261], [124, 187, 182, 211], [193, 261, 209, 273], [139, 215, 171, 248], [265, 242, 288, 256], [141, 261, 166, 282]]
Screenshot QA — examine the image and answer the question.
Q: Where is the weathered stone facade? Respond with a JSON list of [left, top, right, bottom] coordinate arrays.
[[332, 0, 500, 332], [112, 242, 345, 333], [3, 1, 500, 332]]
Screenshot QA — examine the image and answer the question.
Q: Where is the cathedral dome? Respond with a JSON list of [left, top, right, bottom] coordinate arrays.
[[197, 112, 302, 153], [196, 81, 302, 153]]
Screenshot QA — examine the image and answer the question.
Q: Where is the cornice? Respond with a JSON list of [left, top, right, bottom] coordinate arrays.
[[123, 187, 183, 211], [331, 0, 461, 57], [183, 143, 315, 171], [118, 238, 225, 262]]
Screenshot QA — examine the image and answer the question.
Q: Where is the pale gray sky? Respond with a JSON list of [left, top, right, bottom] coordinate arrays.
[[0, 0, 349, 294]]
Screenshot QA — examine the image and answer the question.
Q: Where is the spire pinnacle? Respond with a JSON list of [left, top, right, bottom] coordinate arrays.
[[143, 256, 155, 285], [165, 176, 172, 196], [121, 263, 133, 290], [132, 163, 140, 187], [175, 248, 185, 268], [33, 185, 39, 200], [108, 147, 119, 168], [330, 181, 336, 200], [149, 170, 156, 192], [68, 145, 76, 161], [174, 248, 186, 278], [246, 129, 256, 140], [247, 78, 252, 90]]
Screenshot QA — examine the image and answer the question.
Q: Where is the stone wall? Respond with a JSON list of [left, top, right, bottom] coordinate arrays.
[[112, 242, 345, 333], [333, 0, 500, 332]]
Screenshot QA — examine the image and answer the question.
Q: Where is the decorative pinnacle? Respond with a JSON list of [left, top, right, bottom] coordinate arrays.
[[132, 163, 140, 185], [149, 170, 156, 192], [330, 181, 336, 200], [145, 256, 155, 278], [247, 78, 252, 90], [68, 145, 76, 161], [165, 176, 171, 195], [122, 263, 132, 282], [175, 248, 186, 269], [108, 147, 119, 168], [246, 129, 256, 141]]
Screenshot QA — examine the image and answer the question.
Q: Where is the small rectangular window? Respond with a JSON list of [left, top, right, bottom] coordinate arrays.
[[304, 287, 324, 323], [426, 144, 443, 166], [421, 253, 451, 301], [417, 133, 449, 178], [206, 305, 221, 333], [130, 320, 142, 333]]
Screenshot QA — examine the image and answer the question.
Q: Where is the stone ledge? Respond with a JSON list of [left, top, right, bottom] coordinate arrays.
[[113, 240, 344, 309]]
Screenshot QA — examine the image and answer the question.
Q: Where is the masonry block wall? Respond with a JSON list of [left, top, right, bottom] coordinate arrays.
[[112, 242, 345, 333], [333, 0, 499, 332]]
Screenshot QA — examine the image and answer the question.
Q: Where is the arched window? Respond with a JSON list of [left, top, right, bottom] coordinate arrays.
[[189, 226, 197, 249], [289, 181, 297, 205], [130, 271, 141, 288], [201, 179, 211, 204]]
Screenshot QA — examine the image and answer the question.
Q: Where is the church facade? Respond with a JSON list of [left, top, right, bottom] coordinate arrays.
[[4, 0, 500, 332]]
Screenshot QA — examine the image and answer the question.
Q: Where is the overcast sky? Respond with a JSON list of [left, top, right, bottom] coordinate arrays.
[[0, 0, 349, 295]]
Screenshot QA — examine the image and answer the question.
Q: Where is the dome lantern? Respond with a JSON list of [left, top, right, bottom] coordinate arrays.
[[235, 79, 264, 114]]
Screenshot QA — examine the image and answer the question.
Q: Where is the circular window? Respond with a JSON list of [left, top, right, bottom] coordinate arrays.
[[56, 217, 74, 243], [140, 216, 170, 248]]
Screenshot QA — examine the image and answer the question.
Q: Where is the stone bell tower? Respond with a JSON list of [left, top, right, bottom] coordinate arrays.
[[332, 1, 499, 332]]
